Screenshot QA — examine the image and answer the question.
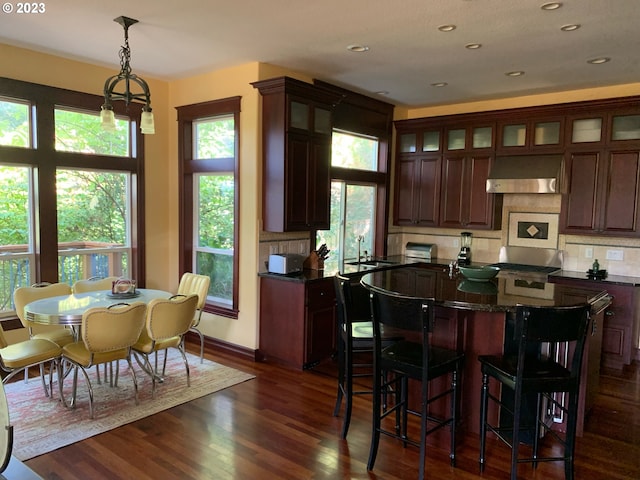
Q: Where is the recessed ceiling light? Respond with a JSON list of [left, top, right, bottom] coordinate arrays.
[[347, 44, 369, 52], [438, 25, 456, 32], [561, 24, 581, 32], [587, 57, 611, 65], [541, 2, 562, 10], [430, 82, 448, 87], [505, 71, 525, 77], [465, 43, 482, 50], [374, 91, 389, 96]]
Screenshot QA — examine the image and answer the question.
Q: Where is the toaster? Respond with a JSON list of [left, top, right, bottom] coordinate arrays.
[[268, 253, 305, 274]]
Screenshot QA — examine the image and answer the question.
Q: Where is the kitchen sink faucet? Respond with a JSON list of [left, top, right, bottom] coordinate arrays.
[[356, 235, 364, 265]]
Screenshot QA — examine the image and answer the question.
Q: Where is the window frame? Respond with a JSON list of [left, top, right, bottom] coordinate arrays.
[[176, 96, 241, 318], [312, 80, 393, 258], [0, 77, 146, 294]]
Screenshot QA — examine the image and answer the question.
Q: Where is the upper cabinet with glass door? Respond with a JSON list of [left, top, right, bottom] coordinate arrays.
[[610, 114, 640, 144], [567, 112, 640, 147], [445, 125, 494, 152], [398, 129, 442, 154], [497, 117, 563, 152]]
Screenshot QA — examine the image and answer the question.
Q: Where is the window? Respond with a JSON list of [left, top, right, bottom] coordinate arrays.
[[0, 97, 31, 148], [0, 77, 145, 318], [317, 131, 381, 271], [177, 97, 240, 317], [56, 169, 132, 285], [55, 108, 130, 156], [0, 165, 33, 315]]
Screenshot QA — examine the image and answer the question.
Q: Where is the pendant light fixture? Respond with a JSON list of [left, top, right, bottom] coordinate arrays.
[[100, 16, 154, 134]]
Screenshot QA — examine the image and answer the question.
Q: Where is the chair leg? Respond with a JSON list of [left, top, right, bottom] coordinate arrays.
[[367, 363, 382, 471], [126, 355, 139, 407], [533, 393, 542, 469], [190, 327, 205, 363], [450, 369, 459, 467], [479, 372, 489, 472], [400, 375, 409, 443], [177, 345, 191, 387], [38, 363, 49, 398], [341, 339, 354, 439], [419, 376, 428, 480], [510, 388, 522, 480], [564, 392, 579, 480], [333, 336, 345, 417]]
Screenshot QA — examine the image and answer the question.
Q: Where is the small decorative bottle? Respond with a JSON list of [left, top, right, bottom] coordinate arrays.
[[592, 259, 600, 273]]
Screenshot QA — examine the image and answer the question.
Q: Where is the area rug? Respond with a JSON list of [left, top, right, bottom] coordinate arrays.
[[3, 351, 255, 461]]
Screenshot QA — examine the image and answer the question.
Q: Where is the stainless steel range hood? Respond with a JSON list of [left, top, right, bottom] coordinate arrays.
[[486, 155, 564, 194]]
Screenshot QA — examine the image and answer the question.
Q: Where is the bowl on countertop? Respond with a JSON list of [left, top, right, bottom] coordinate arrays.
[[458, 265, 500, 282]]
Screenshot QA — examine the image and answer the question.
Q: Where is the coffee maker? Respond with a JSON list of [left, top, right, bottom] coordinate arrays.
[[457, 231, 472, 265]]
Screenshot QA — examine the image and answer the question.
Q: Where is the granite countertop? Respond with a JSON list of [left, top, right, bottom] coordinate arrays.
[[550, 270, 640, 287], [360, 266, 610, 314], [258, 255, 440, 283]]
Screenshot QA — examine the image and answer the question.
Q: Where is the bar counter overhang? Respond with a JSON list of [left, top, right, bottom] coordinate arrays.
[[360, 266, 611, 440]]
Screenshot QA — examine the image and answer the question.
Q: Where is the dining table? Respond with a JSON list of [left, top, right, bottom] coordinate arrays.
[[24, 288, 172, 327], [23, 288, 174, 397]]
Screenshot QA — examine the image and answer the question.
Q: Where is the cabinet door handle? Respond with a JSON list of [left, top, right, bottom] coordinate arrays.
[[605, 310, 615, 316]]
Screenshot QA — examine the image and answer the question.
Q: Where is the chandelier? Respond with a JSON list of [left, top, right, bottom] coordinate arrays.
[[100, 16, 155, 134]]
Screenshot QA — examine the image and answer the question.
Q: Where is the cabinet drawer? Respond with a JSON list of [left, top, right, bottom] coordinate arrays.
[[306, 280, 335, 307]]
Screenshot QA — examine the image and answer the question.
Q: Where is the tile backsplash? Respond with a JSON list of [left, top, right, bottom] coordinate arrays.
[[258, 231, 310, 272]]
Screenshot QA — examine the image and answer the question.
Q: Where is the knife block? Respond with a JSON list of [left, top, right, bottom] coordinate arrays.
[[303, 251, 324, 270]]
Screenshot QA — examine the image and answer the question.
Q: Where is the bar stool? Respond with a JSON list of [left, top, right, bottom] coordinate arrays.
[[478, 303, 591, 480], [332, 273, 379, 438], [367, 289, 464, 480]]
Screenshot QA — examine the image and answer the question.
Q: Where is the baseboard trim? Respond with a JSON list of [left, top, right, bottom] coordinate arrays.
[[184, 331, 258, 362]]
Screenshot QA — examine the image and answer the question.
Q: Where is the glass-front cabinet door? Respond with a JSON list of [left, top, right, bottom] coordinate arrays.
[[444, 125, 493, 151], [398, 130, 441, 154], [570, 117, 603, 144], [472, 126, 493, 149], [611, 114, 640, 141], [498, 118, 562, 151]]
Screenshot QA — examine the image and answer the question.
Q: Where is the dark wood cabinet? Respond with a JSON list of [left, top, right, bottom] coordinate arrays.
[[259, 276, 336, 369], [394, 121, 501, 229], [252, 76, 340, 232], [439, 154, 502, 229], [550, 276, 639, 370], [561, 149, 640, 236], [394, 154, 441, 226]]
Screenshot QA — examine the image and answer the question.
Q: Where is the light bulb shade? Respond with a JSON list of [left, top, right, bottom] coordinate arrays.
[[140, 110, 155, 134], [100, 107, 117, 132]]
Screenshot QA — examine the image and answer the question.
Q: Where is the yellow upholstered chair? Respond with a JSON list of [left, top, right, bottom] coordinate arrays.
[[132, 294, 199, 396], [60, 302, 146, 419], [0, 326, 61, 398], [177, 273, 210, 363], [72, 276, 123, 384], [13, 283, 75, 347], [72, 276, 119, 293]]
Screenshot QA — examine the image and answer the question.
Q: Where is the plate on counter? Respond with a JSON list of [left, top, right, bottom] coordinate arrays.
[[106, 291, 141, 299]]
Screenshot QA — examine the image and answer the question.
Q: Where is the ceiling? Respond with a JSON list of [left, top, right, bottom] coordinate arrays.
[[1, 0, 639, 107]]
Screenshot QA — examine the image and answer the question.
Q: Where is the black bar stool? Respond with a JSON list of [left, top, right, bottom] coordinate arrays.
[[332, 273, 380, 438], [478, 303, 591, 480], [367, 289, 464, 480]]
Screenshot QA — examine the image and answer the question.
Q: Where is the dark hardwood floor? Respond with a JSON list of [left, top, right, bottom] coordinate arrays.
[[25, 342, 640, 479]]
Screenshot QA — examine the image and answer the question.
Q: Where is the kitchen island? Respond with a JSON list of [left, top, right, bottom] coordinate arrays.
[[360, 265, 611, 437]]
